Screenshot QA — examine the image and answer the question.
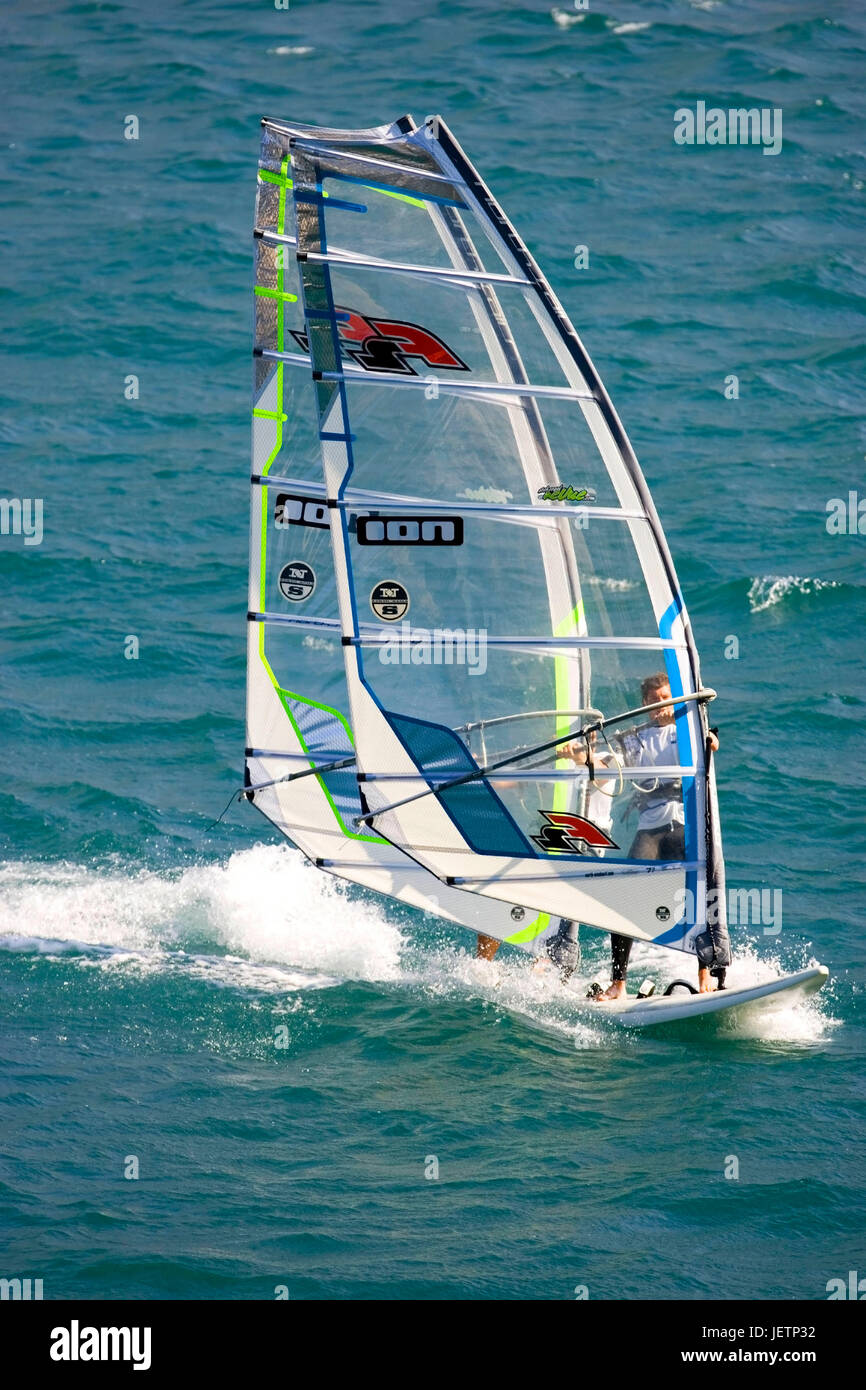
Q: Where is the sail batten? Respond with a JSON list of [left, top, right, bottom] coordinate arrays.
[[252, 474, 645, 520], [257, 351, 596, 401], [256, 234, 533, 287]]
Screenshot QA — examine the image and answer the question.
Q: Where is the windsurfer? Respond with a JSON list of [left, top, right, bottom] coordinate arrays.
[[478, 677, 717, 992], [582, 671, 719, 1000]]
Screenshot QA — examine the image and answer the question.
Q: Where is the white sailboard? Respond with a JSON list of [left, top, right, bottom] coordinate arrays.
[[244, 113, 827, 1015], [569, 965, 829, 1028]]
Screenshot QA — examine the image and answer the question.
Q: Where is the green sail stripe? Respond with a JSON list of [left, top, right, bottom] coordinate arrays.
[[275, 685, 385, 846], [553, 599, 585, 813], [255, 285, 298, 303], [254, 157, 384, 847], [505, 912, 551, 945], [255, 628, 385, 846], [372, 186, 426, 209]]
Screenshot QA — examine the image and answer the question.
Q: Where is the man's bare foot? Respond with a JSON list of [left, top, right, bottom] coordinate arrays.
[[597, 980, 626, 1001], [698, 967, 716, 994]]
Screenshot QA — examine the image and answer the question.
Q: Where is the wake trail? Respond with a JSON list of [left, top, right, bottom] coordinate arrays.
[[0, 847, 833, 1044]]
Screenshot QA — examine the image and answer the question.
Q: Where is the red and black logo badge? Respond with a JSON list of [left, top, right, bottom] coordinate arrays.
[[291, 307, 469, 377], [531, 811, 618, 854]]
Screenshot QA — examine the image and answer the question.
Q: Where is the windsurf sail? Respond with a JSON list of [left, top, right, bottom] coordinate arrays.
[[245, 120, 552, 949], [245, 113, 730, 972]]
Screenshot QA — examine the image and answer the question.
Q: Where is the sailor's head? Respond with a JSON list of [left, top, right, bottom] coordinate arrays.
[[641, 671, 674, 724]]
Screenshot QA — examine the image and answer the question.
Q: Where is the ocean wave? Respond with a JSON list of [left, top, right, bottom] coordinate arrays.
[[682, 939, 833, 1044], [588, 575, 638, 591], [550, 10, 651, 36], [550, 8, 587, 30], [747, 575, 843, 613], [0, 845, 403, 986]]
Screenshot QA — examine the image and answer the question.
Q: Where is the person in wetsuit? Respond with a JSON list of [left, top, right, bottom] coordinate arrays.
[[595, 671, 719, 1000]]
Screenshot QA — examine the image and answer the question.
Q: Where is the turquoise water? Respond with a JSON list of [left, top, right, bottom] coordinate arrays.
[[1, 0, 864, 1299]]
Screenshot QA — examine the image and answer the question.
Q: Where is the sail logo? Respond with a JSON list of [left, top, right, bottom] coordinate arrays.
[[274, 494, 329, 530], [532, 811, 618, 854], [278, 561, 316, 602], [370, 581, 410, 622], [291, 308, 469, 376], [537, 484, 596, 503], [357, 516, 463, 546]]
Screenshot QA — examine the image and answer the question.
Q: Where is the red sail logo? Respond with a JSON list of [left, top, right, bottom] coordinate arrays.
[[531, 811, 618, 854], [291, 308, 469, 376]]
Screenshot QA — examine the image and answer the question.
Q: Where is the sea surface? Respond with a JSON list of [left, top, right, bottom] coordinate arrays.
[[1, 0, 864, 1300]]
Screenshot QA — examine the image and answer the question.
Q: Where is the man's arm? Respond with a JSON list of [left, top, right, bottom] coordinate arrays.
[[561, 740, 588, 764]]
